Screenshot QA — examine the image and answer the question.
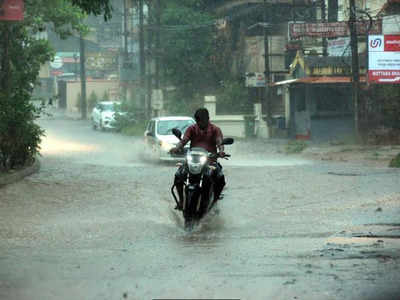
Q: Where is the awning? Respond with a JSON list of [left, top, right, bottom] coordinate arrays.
[[272, 76, 366, 86]]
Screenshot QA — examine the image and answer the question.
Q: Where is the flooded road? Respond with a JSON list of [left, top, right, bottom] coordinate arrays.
[[1, 117, 399, 300]]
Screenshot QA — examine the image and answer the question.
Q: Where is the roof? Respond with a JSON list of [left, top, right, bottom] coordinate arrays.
[[272, 76, 367, 86]]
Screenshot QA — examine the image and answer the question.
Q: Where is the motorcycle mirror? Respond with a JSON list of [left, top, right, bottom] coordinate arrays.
[[172, 128, 182, 140], [222, 137, 234, 145]]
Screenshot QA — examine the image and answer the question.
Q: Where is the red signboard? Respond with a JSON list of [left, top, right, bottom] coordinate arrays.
[[368, 35, 400, 84], [289, 20, 382, 39], [384, 35, 400, 52], [0, 0, 24, 21]]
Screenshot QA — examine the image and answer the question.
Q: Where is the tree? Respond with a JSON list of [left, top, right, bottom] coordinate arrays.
[[70, 0, 113, 20], [0, 0, 113, 170], [158, 1, 218, 102]]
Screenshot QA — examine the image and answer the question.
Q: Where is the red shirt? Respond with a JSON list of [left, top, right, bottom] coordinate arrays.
[[181, 122, 223, 154]]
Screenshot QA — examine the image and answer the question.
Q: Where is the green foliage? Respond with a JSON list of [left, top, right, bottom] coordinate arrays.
[[164, 90, 203, 116], [120, 120, 147, 136], [389, 152, 400, 168], [216, 80, 252, 114], [0, 0, 110, 170], [159, 0, 218, 99], [88, 91, 98, 112], [285, 140, 308, 154], [380, 85, 400, 129], [0, 88, 45, 170], [101, 90, 110, 101], [70, 0, 113, 20], [361, 85, 400, 131], [75, 93, 82, 111]]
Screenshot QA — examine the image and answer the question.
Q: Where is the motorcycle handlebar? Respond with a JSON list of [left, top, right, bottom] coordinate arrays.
[[209, 152, 231, 159]]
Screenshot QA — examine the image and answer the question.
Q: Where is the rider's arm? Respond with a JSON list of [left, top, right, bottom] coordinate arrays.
[[171, 127, 192, 152], [215, 127, 225, 154]]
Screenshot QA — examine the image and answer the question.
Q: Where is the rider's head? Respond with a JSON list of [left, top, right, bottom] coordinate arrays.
[[194, 108, 209, 130]]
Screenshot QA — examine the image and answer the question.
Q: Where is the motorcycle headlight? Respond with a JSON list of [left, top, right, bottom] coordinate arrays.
[[187, 153, 207, 164], [199, 155, 207, 164]]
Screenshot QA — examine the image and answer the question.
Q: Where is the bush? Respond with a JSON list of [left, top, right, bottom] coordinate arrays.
[[101, 90, 110, 101], [285, 140, 307, 154], [120, 120, 147, 136], [0, 94, 44, 170], [88, 91, 98, 112], [112, 112, 137, 132], [389, 153, 400, 168], [75, 92, 82, 112]]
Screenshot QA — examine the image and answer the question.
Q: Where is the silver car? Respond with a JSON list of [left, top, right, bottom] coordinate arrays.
[[144, 116, 195, 161], [91, 101, 122, 131]]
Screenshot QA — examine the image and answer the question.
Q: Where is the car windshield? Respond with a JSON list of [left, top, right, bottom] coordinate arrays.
[[157, 119, 194, 135], [101, 103, 120, 112]]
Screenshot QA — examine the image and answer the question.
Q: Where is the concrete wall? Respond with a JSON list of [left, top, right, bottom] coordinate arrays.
[[204, 96, 269, 138], [65, 80, 120, 117]]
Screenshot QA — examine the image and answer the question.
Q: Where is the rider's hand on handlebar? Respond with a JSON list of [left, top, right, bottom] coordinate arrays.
[[169, 147, 178, 154], [219, 151, 226, 158]]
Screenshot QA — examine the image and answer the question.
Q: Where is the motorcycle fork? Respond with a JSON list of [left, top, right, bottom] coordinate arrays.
[[186, 174, 203, 213]]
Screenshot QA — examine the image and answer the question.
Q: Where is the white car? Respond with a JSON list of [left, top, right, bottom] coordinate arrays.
[[91, 101, 122, 130], [144, 116, 195, 161]]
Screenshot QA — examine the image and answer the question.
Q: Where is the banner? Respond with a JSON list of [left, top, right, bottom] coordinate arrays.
[[0, 0, 24, 21], [289, 20, 382, 39], [368, 35, 400, 84]]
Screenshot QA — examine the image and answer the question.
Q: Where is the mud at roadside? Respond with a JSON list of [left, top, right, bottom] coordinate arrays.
[[301, 144, 400, 167]]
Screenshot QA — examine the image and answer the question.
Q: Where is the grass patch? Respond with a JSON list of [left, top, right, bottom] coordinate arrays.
[[285, 140, 307, 154]]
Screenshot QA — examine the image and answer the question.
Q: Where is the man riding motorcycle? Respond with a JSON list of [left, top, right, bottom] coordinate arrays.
[[170, 108, 226, 210]]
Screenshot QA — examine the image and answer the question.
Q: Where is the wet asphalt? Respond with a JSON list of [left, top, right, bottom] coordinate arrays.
[[0, 115, 399, 300]]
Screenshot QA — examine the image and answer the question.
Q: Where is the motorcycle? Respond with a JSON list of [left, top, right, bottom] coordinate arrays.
[[170, 128, 234, 229]]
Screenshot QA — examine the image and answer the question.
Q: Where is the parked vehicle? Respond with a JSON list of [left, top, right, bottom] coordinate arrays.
[[170, 128, 234, 230], [144, 116, 195, 161], [91, 101, 125, 131]]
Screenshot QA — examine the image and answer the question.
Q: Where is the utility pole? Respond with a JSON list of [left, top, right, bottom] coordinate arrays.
[[321, 0, 328, 56], [146, 1, 153, 118], [263, 0, 272, 133], [79, 32, 87, 119], [155, 0, 161, 90], [123, 0, 128, 100], [349, 0, 360, 139], [139, 0, 146, 116]]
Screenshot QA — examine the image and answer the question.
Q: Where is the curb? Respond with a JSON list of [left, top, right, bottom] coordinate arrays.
[[0, 159, 41, 188]]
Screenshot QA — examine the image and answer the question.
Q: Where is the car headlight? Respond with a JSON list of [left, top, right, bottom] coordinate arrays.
[[160, 141, 173, 151]]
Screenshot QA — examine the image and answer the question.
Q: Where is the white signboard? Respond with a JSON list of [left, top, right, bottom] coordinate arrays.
[[50, 56, 63, 69], [328, 37, 350, 56], [368, 35, 400, 84], [245, 72, 265, 87]]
